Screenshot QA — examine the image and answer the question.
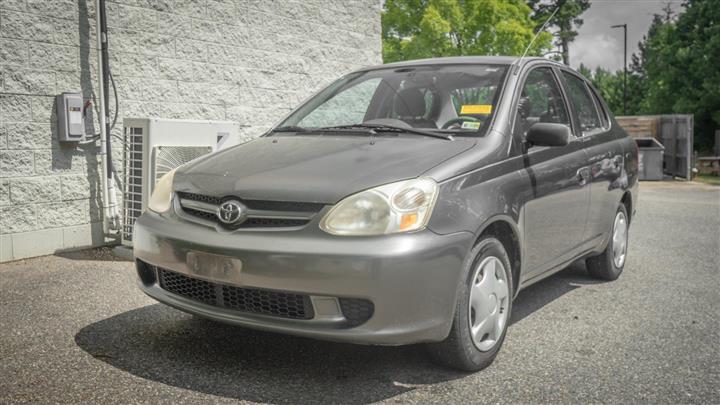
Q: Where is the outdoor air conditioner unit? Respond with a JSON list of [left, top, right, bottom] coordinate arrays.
[[121, 118, 242, 245]]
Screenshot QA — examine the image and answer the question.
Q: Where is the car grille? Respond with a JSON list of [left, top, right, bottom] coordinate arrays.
[[156, 267, 315, 320], [175, 191, 324, 230]]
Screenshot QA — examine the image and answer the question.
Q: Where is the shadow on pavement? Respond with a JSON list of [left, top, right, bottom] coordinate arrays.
[[75, 261, 602, 403], [510, 261, 604, 325], [75, 305, 463, 404]]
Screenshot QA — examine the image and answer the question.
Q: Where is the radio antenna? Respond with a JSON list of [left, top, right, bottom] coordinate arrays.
[[514, 6, 560, 75]]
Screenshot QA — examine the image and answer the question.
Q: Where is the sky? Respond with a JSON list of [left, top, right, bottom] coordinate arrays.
[[568, 0, 684, 72]]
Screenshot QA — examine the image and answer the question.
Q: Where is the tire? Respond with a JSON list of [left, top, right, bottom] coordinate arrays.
[[426, 237, 514, 372], [586, 204, 629, 281]]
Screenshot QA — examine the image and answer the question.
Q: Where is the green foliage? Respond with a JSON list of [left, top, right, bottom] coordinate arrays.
[[528, 0, 590, 65], [382, 0, 552, 63], [581, 0, 718, 152]]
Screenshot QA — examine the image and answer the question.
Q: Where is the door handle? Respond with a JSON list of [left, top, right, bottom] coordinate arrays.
[[577, 167, 591, 186]]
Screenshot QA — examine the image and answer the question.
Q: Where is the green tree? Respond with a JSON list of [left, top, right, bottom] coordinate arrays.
[[528, 0, 590, 65], [579, 64, 624, 115], [382, 0, 552, 63], [658, 0, 719, 152], [624, 0, 718, 152]]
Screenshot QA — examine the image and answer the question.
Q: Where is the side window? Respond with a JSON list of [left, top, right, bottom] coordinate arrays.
[[515, 67, 570, 138], [589, 87, 610, 129], [562, 72, 603, 135]]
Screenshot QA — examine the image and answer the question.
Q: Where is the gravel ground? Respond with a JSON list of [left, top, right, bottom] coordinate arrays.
[[1, 182, 718, 404]]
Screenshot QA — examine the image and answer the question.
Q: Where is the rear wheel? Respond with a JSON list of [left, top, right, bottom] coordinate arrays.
[[586, 204, 629, 281], [426, 237, 513, 371]]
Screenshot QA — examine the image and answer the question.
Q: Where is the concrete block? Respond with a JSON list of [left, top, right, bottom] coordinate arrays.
[[60, 174, 92, 200], [36, 199, 90, 229], [34, 148, 86, 176], [108, 52, 159, 78], [0, 150, 34, 177], [0, 10, 55, 43], [0, 0, 26, 11], [172, 0, 206, 17], [143, 79, 180, 102], [0, 38, 28, 65], [175, 38, 208, 62], [28, 43, 80, 72], [5, 122, 54, 150], [116, 4, 155, 32], [0, 94, 33, 122], [157, 57, 197, 81], [138, 33, 174, 56], [157, 13, 191, 37], [0, 204, 36, 234], [9, 176, 62, 203], [206, 44, 239, 65], [0, 179, 10, 206], [62, 222, 105, 249], [11, 227, 63, 260], [191, 20, 224, 44], [30, 96, 55, 123], [26, 0, 79, 21], [0, 234, 12, 262], [3, 68, 55, 96], [207, 0, 236, 25]]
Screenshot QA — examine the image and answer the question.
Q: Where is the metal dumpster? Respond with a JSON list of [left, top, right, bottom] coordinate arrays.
[[635, 137, 665, 181]]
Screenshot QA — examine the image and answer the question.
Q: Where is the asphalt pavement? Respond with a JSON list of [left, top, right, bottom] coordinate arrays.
[[1, 181, 718, 404]]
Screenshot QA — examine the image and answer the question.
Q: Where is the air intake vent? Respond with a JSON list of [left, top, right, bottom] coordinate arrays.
[[155, 266, 315, 320]]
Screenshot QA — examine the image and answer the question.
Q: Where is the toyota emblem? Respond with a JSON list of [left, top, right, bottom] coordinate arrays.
[[217, 200, 245, 225]]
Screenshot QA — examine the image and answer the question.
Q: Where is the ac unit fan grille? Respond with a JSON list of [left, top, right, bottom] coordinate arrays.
[[122, 127, 144, 242]]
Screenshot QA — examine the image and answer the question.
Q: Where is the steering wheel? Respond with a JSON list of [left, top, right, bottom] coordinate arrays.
[[441, 116, 481, 130]]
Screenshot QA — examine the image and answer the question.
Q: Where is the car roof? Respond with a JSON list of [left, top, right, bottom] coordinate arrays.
[[355, 56, 566, 72]]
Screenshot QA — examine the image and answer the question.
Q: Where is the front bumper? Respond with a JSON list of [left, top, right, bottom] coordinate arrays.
[[133, 212, 473, 345]]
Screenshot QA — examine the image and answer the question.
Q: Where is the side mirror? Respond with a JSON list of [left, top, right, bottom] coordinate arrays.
[[526, 123, 571, 147]]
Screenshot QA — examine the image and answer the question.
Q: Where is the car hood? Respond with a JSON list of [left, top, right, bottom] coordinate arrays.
[[174, 135, 475, 204]]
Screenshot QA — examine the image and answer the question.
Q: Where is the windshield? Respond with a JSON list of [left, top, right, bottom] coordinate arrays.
[[278, 64, 509, 135]]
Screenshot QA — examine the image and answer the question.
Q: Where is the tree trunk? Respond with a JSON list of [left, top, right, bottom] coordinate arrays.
[[561, 36, 569, 65]]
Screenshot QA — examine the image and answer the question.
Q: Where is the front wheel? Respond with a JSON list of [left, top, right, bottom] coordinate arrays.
[[586, 204, 629, 281], [426, 237, 513, 371]]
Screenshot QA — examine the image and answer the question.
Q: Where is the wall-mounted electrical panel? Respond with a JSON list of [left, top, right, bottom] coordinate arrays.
[[121, 118, 243, 245], [56, 92, 85, 142]]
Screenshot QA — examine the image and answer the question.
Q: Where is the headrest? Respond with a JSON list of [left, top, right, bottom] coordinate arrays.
[[393, 88, 427, 118]]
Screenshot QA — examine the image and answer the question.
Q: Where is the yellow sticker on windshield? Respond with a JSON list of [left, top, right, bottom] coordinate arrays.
[[460, 104, 493, 115]]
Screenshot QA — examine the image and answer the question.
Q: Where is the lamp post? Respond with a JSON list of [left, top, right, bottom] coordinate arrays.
[[611, 23, 627, 115]]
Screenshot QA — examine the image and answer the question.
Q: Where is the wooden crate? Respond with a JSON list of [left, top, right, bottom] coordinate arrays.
[[616, 116, 661, 141]]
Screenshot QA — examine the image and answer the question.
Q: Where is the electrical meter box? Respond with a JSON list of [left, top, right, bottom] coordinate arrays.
[[56, 92, 85, 142]]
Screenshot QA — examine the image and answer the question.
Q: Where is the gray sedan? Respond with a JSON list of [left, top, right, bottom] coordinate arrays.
[[133, 56, 639, 371]]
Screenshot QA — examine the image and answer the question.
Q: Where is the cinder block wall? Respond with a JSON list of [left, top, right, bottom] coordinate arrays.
[[0, 0, 382, 262]]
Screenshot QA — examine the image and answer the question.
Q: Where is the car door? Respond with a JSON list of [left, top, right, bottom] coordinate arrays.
[[559, 71, 625, 250], [515, 66, 591, 278]]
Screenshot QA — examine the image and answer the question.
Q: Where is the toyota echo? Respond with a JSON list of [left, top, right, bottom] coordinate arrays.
[[133, 56, 638, 371]]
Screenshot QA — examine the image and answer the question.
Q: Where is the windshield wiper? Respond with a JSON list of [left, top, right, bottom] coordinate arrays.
[[322, 124, 453, 141], [271, 125, 311, 133]]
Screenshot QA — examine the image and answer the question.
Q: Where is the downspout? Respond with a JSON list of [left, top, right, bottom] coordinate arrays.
[[96, 0, 120, 234]]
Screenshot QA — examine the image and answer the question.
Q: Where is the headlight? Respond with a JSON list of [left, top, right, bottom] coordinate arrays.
[[320, 178, 438, 235], [148, 169, 176, 213]]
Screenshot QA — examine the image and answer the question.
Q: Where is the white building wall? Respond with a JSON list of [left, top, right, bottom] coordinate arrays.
[[0, 0, 382, 261]]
